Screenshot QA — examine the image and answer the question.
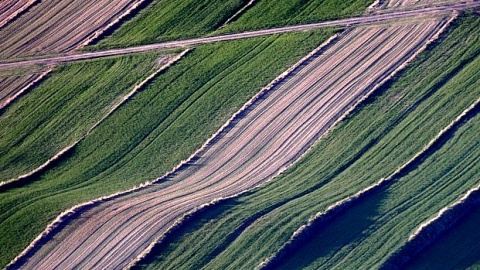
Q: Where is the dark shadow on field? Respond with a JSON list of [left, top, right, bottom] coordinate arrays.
[[404, 203, 480, 270], [272, 185, 388, 270]]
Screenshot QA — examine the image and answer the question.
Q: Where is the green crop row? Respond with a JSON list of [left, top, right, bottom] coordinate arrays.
[[278, 90, 480, 269], [218, 0, 373, 33], [91, 0, 250, 49], [91, 0, 372, 50], [0, 30, 334, 268], [0, 53, 161, 182], [134, 15, 480, 270]]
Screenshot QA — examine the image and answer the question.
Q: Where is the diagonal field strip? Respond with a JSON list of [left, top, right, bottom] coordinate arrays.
[[0, 1, 477, 69], [0, 51, 188, 191], [9, 14, 454, 269], [0, 67, 53, 110]]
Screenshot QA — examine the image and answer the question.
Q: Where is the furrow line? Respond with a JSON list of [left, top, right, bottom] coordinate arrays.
[[0, 0, 39, 29], [7, 34, 342, 269], [79, 0, 151, 48], [0, 52, 185, 191], [0, 66, 53, 111], [220, 0, 258, 28]]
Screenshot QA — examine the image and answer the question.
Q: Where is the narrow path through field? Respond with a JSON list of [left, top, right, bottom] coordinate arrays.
[[11, 14, 453, 269]]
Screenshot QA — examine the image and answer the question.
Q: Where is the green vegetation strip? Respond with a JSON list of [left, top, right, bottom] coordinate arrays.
[[0, 30, 334, 268], [134, 15, 480, 270], [218, 0, 373, 33], [91, 0, 372, 49], [0, 53, 160, 182], [92, 0, 251, 49]]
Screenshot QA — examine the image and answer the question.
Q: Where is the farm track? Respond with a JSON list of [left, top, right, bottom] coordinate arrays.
[[1, 1, 478, 69], [0, 0, 143, 60], [12, 16, 451, 269], [0, 0, 151, 119]]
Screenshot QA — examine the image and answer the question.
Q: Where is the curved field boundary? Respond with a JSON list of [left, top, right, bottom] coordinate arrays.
[[0, 0, 39, 29], [11, 16, 451, 269], [379, 109, 480, 268], [1, 1, 477, 69], [256, 13, 456, 268], [0, 52, 186, 192], [78, 0, 151, 48]]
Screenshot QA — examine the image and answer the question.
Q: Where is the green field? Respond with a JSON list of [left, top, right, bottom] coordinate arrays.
[[0, 30, 335, 268], [92, 0, 371, 49], [0, 53, 162, 183], [219, 0, 373, 33], [133, 16, 480, 270]]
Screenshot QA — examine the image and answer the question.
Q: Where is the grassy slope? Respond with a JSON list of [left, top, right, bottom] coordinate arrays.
[[219, 0, 373, 33], [0, 30, 334, 268], [405, 203, 480, 270], [0, 53, 160, 182], [135, 15, 480, 270], [91, 0, 372, 49]]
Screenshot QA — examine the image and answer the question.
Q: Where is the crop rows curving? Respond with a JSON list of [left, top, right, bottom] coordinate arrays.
[[130, 15, 479, 270], [216, 0, 374, 34], [0, 68, 51, 110], [10, 15, 453, 269], [404, 201, 480, 269]]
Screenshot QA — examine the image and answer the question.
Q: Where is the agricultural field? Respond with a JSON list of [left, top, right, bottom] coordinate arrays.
[[0, 52, 167, 186], [404, 203, 480, 269], [0, 0, 142, 59], [0, 67, 49, 109], [8, 11, 453, 269], [0, 30, 335, 268], [129, 15, 480, 269], [0, 0, 479, 269], [92, 0, 373, 49], [0, 0, 37, 28], [219, 0, 374, 33]]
